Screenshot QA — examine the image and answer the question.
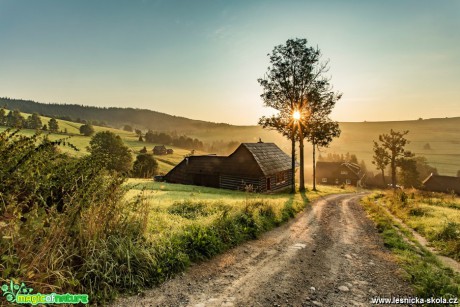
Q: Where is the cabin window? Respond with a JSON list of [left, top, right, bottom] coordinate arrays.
[[276, 172, 287, 184], [341, 170, 348, 175], [346, 179, 351, 184], [322, 178, 327, 183]]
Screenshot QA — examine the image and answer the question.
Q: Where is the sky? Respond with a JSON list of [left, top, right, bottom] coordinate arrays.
[[0, 0, 459, 125]]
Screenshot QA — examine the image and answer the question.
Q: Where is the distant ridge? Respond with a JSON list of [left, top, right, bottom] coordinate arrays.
[[0, 97, 235, 133]]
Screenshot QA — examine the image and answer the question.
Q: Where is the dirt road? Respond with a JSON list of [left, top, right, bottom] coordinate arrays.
[[113, 193, 413, 307]]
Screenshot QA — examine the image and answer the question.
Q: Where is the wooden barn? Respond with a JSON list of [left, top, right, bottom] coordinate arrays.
[[316, 161, 362, 186], [422, 174, 460, 195], [164, 142, 293, 192]]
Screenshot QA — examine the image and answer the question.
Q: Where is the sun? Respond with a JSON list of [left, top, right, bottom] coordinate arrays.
[[293, 111, 301, 120]]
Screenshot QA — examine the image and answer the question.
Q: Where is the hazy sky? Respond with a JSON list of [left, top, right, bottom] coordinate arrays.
[[0, 0, 459, 125]]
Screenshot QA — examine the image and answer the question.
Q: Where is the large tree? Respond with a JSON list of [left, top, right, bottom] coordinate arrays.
[[375, 129, 413, 189], [88, 131, 132, 173], [258, 38, 337, 192]]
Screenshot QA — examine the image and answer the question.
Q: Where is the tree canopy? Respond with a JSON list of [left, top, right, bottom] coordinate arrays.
[[258, 38, 341, 191], [88, 131, 132, 173]]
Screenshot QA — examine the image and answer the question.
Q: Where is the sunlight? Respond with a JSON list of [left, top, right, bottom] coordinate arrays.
[[293, 110, 301, 121]]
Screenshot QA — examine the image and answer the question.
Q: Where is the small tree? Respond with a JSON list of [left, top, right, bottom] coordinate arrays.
[[26, 113, 42, 129], [48, 118, 59, 132], [132, 154, 158, 178], [397, 158, 419, 188], [139, 146, 147, 153], [6, 109, 25, 128], [88, 131, 132, 173], [372, 142, 390, 185], [376, 130, 412, 189], [42, 124, 48, 131], [79, 124, 95, 136]]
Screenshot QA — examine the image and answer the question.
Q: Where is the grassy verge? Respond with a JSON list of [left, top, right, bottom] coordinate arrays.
[[374, 190, 460, 261], [361, 192, 460, 300]]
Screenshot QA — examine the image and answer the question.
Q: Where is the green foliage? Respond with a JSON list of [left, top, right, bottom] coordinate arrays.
[[132, 153, 158, 178], [79, 124, 95, 136], [25, 112, 42, 129], [5, 109, 25, 128], [48, 117, 59, 132], [88, 131, 132, 173]]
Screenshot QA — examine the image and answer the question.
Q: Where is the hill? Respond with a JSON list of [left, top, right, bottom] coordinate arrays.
[[2, 97, 460, 176]]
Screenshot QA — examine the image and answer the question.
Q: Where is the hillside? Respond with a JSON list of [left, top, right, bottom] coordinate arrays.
[[2, 97, 460, 176]]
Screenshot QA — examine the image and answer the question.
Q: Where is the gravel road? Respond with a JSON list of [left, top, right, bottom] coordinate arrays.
[[113, 193, 413, 307]]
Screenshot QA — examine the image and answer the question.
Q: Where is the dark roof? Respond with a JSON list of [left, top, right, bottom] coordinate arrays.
[[154, 145, 166, 149], [316, 161, 361, 177], [183, 155, 226, 174], [422, 174, 460, 192], [239, 143, 292, 176]]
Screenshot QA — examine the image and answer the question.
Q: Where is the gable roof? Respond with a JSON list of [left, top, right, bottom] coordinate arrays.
[[238, 142, 292, 176], [422, 174, 460, 193], [154, 145, 166, 150]]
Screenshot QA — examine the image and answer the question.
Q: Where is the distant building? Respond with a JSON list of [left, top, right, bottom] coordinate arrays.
[[164, 142, 294, 192], [166, 148, 174, 154], [316, 161, 363, 186], [422, 174, 460, 195], [153, 145, 167, 155]]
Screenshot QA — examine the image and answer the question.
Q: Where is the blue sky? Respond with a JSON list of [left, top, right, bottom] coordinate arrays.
[[0, 0, 459, 124]]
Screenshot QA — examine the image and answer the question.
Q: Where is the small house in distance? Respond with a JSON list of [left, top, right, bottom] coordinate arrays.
[[153, 145, 167, 155], [164, 142, 293, 192], [422, 174, 460, 195], [316, 161, 362, 186]]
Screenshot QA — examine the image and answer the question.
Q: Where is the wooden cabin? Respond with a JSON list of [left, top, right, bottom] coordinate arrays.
[[316, 161, 362, 186], [164, 142, 293, 192], [422, 174, 460, 195]]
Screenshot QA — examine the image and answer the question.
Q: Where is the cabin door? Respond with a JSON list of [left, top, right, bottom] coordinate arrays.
[[266, 177, 271, 191]]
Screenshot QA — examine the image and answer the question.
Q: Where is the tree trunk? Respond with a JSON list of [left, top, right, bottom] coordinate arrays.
[[391, 157, 397, 190], [312, 142, 317, 191], [291, 127, 296, 194], [381, 169, 386, 186], [299, 128, 305, 192]]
